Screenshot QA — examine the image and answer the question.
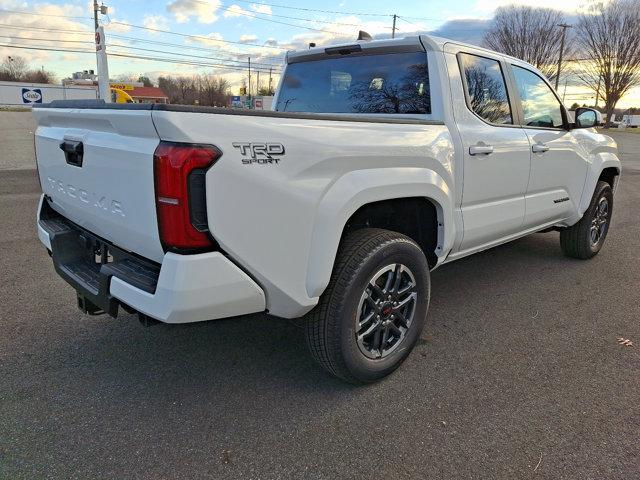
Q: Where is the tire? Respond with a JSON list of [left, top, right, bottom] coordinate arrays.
[[560, 181, 613, 259], [305, 228, 430, 384]]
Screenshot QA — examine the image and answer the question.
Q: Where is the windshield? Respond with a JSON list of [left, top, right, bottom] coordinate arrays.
[[275, 52, 431, 114]]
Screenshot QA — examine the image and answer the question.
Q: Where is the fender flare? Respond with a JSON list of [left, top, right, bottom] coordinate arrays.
[[305, 167, 454, 298], [578, 155, 621, 216]]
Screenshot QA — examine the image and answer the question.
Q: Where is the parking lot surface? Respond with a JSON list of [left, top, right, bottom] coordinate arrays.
[[0, 114, 638, 479]]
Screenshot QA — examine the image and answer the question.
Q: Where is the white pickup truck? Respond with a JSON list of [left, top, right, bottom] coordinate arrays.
[[34, 35, 621, 383]]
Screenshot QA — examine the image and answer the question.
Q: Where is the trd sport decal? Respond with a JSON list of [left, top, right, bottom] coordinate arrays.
[[232, 142, 285, 165]]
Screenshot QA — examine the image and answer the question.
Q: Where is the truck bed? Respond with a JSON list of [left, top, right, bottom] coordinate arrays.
[[37, 99, 445, 125]]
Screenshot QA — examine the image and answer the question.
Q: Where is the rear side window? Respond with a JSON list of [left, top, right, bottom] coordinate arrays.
[[512, 65, 564, 129], [459, 53, 512, 125], [275, 52, 431, 114]]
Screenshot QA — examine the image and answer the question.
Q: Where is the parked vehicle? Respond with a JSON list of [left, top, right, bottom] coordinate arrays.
[[34, 35, 621, 383], [622, 114, 640, 128]]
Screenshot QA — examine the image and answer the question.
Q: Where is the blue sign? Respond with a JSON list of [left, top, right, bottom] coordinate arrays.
[[22, 88, 43, 104]]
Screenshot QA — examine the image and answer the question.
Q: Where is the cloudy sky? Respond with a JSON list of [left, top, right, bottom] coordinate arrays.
[[0, 0, 637, 106]]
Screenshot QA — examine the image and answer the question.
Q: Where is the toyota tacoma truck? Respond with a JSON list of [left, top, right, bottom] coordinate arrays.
[[34, 35, 621, 383]]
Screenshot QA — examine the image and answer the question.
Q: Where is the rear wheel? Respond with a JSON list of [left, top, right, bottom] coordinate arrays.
[[560, 181, 613, 259], [305, 228, 430, 383]]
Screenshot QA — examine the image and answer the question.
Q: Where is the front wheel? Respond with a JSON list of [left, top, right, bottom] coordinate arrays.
[[305, 228, 430, 384], [560, 181, 613, 259]]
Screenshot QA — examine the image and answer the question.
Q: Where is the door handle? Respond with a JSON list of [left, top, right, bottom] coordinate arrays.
[[532, 143, 549, 153], [469, 144, 494, 156], [60, 140, 84, 167]]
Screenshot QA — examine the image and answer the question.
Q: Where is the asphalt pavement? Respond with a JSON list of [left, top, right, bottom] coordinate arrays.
[[0, 118, 638, 479]]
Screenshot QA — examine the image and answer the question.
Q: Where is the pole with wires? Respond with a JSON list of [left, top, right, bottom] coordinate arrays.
[[554, 23, 571, 91], [391, 14, 397, 38], [93, 0, 99, 31], [248, 56, 251, 99]]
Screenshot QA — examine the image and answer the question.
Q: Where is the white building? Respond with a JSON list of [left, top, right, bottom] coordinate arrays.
[[0, 80, 98, 106]]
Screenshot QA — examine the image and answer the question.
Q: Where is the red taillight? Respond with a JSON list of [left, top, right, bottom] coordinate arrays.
[[153, 141, 221, 252]]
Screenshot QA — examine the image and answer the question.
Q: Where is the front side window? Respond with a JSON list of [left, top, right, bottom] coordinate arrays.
[[459, 53, 512, 125], [512, 65, 564, 129], [274, 52, 430, 114]]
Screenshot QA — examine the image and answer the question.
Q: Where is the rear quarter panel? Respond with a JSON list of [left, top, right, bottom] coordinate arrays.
[[152, 111, 455, 317]]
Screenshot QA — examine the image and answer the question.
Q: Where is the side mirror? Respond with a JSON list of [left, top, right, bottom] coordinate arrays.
[[574, 107, 602, 128]]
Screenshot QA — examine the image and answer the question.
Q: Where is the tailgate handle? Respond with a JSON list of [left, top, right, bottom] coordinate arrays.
[[59, 140, 84, 167]]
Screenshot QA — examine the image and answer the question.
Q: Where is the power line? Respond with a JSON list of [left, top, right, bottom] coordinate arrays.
[[178, 2, 343, 35], [108, 33, 283, 63], [0, 23, 286, 62], [216, 2, 370, 28], [107, 42, 282, 70], [0, 22, 93, 35], [0, 42, 279, 72], [397, 16, 426, 30], [0, 32, 283, 67], [0, 8, 93, 21], [0, 34, 90, 44], [221, 0, 440, 21], [208, 0, 393, 17], [0, 34, 282, 69], [107, 21, 287, 50]]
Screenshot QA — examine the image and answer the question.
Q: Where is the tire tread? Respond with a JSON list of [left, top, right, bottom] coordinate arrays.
[[560, 181, 612, 259], [305, 228, 422, 383]]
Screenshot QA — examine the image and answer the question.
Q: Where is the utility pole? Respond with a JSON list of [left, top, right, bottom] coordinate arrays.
[[595, 75, 601, 108], [93, 0, 99, 31], [391, 14, 397, 39], [555, 23, 572, 91], [256, 70, 260, 95], [248, 56, 251, 99], [268, 67, 272, 95]]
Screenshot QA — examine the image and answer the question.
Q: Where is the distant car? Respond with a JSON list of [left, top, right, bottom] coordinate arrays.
[[34, 35, 621, 383], [622, 114, 640, 128]]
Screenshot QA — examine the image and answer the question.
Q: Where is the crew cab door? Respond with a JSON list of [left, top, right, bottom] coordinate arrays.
[[507, 64, 589, 228], [446, 49, 531, 252]]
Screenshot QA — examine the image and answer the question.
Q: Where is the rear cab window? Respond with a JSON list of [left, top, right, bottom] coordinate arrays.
[[458, 52, 512, 125], [274, 52, 431, 115]]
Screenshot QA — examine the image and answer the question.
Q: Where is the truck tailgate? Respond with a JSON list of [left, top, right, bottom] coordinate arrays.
[[33, 108, 164, 263]]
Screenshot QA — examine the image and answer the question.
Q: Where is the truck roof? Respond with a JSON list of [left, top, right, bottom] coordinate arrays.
[[286, 34, 525, 66]]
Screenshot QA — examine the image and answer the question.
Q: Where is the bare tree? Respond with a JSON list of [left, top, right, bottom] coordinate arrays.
[[138, 76, 153, 87], [0, 55, 56, 83], [483, 6, 569, 81], [0, 55, 28, 81], [158, 73, 231, 106], [575, 0, 640, 126], [23, 69, 56, 84]]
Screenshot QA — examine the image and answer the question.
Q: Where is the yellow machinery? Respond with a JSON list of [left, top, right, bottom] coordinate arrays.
[[110, 87, 134, 103]]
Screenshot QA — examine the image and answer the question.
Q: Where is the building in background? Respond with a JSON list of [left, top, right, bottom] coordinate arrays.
[[127, 86, 169, 104], [230, 95, 274, 110], [0, 80, 97, 106], [64, 75, 169, 104]]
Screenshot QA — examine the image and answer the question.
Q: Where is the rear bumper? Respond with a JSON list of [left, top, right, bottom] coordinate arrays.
[[37, 195, 266, 323]]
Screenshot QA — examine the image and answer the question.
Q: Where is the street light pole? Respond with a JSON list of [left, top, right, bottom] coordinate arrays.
[[555, 23, 572, 91]]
